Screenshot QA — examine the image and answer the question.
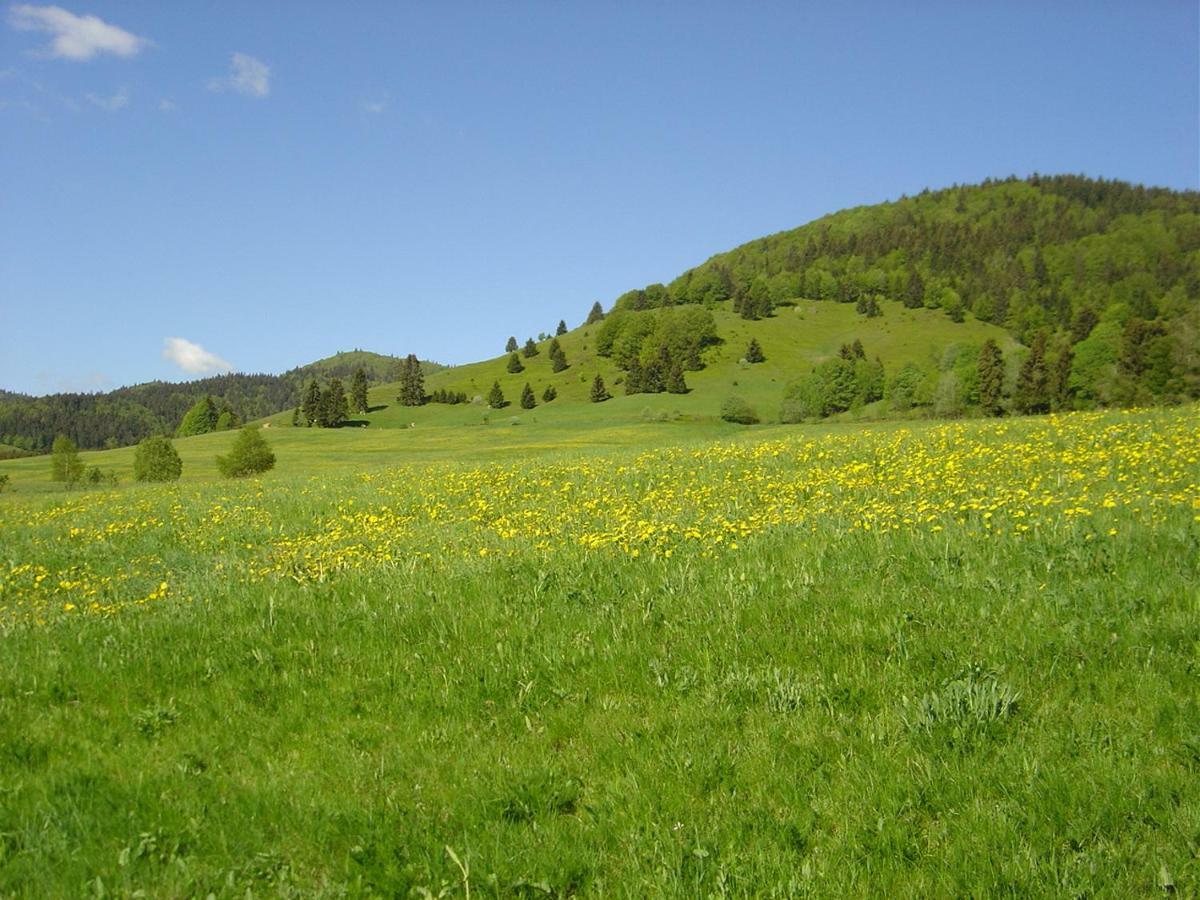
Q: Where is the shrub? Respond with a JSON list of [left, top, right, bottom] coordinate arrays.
[[216, 427, 276, 478], [0, 474, 9, 493], [134, 435, 183, 482], [720, 396, 759, 424]]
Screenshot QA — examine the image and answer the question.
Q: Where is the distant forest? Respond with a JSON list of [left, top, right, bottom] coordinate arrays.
[[613, 174, 1200, 407], [0, 352, 434, 452]]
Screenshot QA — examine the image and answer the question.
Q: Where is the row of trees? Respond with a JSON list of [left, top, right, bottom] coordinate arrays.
[[485, 381, 559, 409], [177, 395, 241, 436], [504, 338, 570, 374], [297, 369, 370, 428]]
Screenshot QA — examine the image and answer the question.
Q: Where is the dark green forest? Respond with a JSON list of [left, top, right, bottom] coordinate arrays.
[[0, 352, 439, 452], [613, 175, 1200, 407]]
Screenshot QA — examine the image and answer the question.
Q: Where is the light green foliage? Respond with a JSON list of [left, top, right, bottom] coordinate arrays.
[[133, 435, 182, 482], [49, 434, 83, 483], [215, 427, 275, 478], [719, 395, 758, 424], [177, 396, 218, 437]]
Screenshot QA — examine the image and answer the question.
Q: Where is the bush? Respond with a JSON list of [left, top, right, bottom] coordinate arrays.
[[216, 427, 276, 478], [134, 435, 183, 482], [0, 474, 9, 493], [720, 396, 759, 424]]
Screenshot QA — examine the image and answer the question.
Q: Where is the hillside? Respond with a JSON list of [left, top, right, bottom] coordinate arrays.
[[0, 351, 441, 453]]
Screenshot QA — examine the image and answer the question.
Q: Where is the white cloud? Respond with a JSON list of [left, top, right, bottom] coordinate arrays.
[[85, 86, 127, 111], [208, 52, 270, 98], [360, 97, 387, 115], [9, 4, 148, 61], [158, 97, 175, 111], [162, 338, 234, 376]]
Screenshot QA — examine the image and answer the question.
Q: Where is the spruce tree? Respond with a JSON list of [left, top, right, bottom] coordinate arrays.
[[520, 382, 536, 409], [398, 354, 426, 406], [323, 378, 349, 427], [589, 374, 611, 402], [1049, 345, 1074, 411], [666, 363, 688, 394], [977, 338, 1005, 416], [556, 320, 568, 336], [905, 269, 925, 308], [745, 338, 765, 363], [625, 360, 645, 395], [301, 379, 322, 426], [487, 380, 506, 409], [291, 406, 301, 427], [548, 338, 569, 372], [542, 385, 557, 402], [506, 352, 525, 374], [586, 301, 605, 325], [350, 367, 369, 414], [523, 338, 539, 358], [1014, 333, 1050, 414], [505, 336, 518, 353]]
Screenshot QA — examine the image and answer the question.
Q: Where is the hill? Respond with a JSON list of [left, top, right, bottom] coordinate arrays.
[[0, 351, 442, 453]]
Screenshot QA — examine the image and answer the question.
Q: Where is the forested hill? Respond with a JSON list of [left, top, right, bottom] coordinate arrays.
[[610, 175, 1199, 406], [0, 351, 440, 452]]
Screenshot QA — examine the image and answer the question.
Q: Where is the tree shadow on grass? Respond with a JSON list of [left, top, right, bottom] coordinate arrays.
[[367, 404, 389, 413]]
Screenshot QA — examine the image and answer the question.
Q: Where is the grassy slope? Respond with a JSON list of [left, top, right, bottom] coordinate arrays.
[[0, 407, 1196, 896], [0, 298, 1015, 494]]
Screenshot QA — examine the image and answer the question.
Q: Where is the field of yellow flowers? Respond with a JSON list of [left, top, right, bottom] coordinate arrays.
[[1, 406, 1197, 895]]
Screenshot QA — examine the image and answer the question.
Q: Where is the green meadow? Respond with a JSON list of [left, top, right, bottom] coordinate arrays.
[[1, 405, 1197, 896]]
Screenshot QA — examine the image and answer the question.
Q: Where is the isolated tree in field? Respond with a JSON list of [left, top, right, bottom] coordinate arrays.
[[487, 380, 506, 409], [556, 320, 568, 336], [505, 336, 518, 353], [590, 374, 611, 403], [177, 395, 219, 437], [586, 301, 605, 325], [977, 339, 1005, 416], [133, 435, 182, 482], [398, 354, 426, 406], [319, 378, 349, 427], [542, 385, 557, 403], [350, 367, 370, 413], [50, 434, 83, 484], [745, 338, 765, 363], [523, 338, 539, 358], [520, 383, 537, 409], [720, 396, 759, 424], [216, 426, 275, 478], [506, 352, 525, 374], [301, 379, 322, 426], [291, 407, 301, 427], [666, 363, 688, 394], [1015, 333, 1050, 414]]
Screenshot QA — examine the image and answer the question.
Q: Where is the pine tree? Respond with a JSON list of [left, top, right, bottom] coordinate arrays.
[[556, 320, 568, 336], [548, 338, 569, 372], [398, 354, 426, 406], [1049, 344, 1075, 411], [851, 339, 865, 359], [523, 338, 539, 358], [589, 374, 611, 402], [520, 382, 536, 409], [666, 363, 688, 394], [905, 269, 925, 308], [977, 338, 1005, 416], [542, 385, 557, 402], [321, 377, 349, 427], [1014, 333, 1050, 414], [506, 352, 525, 373], [301, 379, 322, 426], [291, 406, 301, 427], [350, 367, 369, 413], [625, 360, 645, 395], [586, 301, 605, 325], [745, 338, 765, 363], [505, 336, 518, 353], [487, 380, 506, 409]]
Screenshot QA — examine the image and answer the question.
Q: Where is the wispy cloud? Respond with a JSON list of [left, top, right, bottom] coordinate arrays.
[[208, 52, 270, 98], [360, 97, 387, 115], [158, 97, 175, 112], [8, 4, 148, 61], [163, 338, 234, 376], [85, 86, 128, 111]]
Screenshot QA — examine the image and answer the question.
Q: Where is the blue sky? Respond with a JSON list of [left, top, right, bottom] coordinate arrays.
[[2, 1, 1196, 395]]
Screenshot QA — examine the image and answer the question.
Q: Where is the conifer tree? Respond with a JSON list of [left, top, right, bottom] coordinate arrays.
[[745, 338, 765, 363], [506, 352, 525, 373], [505, 336, 518, 353], [301, 379, 322, 426], [977, 338, 1005, 416], [589, 374, 611, 402], [548, 338, 569, 372], [321, 378, 349, 427], [350, 367, 370, 414], [666, 363, 688, 394], [523, 338, 539, 358], [520, 382, 536, 409], [487, 380, 506, 409], [905, 269, 925, 308], [625, 360, 645, 395], [556, 320, 568, 336], [586, 301, 605, 325], [1015, 333, 1050, 414], [1049, 345, 1075, 411], [542, 385, 557, 403], [851, 339, 865, 359], [398, 354, 426, 406], [291, 406, 301, 427]]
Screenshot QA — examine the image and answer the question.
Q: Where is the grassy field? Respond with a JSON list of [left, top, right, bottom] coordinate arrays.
[[1, 405, 1197, 895]]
